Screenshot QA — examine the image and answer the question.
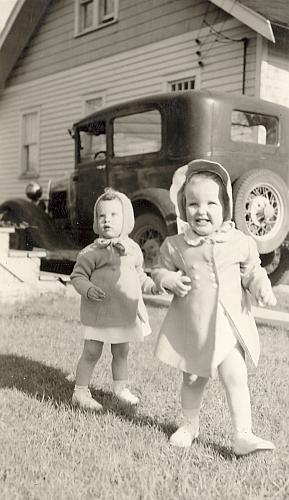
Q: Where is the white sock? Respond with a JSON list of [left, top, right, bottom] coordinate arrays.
[[182, 408, 199, 420], [74, 384, 89, 394], [113, 380, 127, 394]]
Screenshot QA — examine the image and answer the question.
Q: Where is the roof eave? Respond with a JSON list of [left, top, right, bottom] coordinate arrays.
[[209, 0, 275, 43], [0, 0, 52, 91]]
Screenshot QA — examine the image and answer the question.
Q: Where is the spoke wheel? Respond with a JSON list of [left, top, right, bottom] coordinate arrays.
[[131, 213, 167, 269], [233, 169, 289, 254]]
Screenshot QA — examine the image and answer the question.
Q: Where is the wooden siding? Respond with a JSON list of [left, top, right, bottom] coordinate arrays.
[[0, 11, 257, 202], [8, 0, 226, 86]]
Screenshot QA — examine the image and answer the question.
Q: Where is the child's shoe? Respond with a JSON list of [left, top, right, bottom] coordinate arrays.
[[72, 388, 103, 411], [169, 423, 199, 448], [233, 431, 275, 456], [114, 387, 139, 405]]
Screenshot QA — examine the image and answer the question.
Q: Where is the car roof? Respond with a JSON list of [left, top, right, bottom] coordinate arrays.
[[73, 89, 289, 129]]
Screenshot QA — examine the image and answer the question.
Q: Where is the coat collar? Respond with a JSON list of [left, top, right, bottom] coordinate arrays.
[[183, 221, 235, 246], [94, 236, 130, 255]]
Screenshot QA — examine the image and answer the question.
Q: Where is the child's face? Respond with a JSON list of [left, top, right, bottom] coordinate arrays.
[[97, 198, 123, 238], [185, 177, 224, 236]]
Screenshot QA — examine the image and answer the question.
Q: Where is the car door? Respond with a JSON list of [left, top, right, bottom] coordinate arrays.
[[74, 118, 109, 235]]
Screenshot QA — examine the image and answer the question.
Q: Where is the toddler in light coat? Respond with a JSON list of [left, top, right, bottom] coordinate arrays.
[[71, 188, 157, 410], [152, 159, 276, 456]]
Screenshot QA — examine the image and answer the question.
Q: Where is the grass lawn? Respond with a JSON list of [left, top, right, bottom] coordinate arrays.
[[0, 290, 288, 500]]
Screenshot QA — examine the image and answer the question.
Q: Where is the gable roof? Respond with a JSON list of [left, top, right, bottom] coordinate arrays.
[[209, 0, 275, 42], [0, 0, 51, 90]]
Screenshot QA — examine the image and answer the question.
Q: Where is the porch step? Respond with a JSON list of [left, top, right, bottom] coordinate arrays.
[[0, 256, 42, 283], [9, 249, 47, 258], [0, 228, 46, 284], [39, 271, 71, 282]]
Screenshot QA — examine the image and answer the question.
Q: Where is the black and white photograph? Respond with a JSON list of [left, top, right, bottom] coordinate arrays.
[[0, 1, 288, 498]]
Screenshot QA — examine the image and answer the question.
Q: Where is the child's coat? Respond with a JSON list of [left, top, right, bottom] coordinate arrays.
[[153, 224, 271, 378], [71, 237, 153, 328]]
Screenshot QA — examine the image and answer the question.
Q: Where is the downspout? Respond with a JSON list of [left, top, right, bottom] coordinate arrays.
[[242, 37, 249, 95]]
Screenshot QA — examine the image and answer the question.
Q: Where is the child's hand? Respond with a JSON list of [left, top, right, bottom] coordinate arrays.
[[151, 284, 162, 295], [163, 270, 191, 298], [257, 287, 277, 307], [87, 286, 106, 302]]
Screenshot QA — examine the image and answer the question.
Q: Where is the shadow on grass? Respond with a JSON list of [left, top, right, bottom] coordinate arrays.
[[0, 353, 74, 407], [91, 388, 177, 438], [92, 389, 234, 459], [0, 354, 233, 458], [0, 354, 174, 432]]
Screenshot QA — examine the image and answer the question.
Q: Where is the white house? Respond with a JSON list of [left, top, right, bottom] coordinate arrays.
[[0, 0, 289, 202]]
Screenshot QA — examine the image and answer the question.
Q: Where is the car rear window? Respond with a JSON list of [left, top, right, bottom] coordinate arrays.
[[113, 109, 162, 156], [231, 110, 278, 145]]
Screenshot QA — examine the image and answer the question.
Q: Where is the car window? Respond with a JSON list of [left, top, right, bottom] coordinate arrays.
[[231, 110, 278, 145], [79, 121, 106, 162], [113, 110, 162, 157]]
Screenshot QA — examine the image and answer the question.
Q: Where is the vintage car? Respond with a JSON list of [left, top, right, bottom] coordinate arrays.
[[1, 90, 289, 283]]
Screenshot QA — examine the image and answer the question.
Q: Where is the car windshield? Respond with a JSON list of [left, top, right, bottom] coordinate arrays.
[[79, 120, 106, 162]]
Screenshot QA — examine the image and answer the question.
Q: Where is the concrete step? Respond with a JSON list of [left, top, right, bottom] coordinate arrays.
[[9, 249, 47, 258], [0, 256, 41, 283], [39, 271, 71, 282], [0, 228, 14, 256]]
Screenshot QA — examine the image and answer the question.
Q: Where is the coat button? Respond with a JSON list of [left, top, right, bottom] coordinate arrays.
[[212, 283, 218, 288]]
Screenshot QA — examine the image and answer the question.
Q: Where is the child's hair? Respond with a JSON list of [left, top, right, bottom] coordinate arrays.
[[183, 171, 227, 208], [98, 187, 119, 203]]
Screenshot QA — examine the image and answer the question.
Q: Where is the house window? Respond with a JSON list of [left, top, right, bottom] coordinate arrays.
[[101, 0, 116, 21], [169, 78, 196, 91], [84, 96, 103, 115], [75, 0, 118, 35], [20, 111, 40, 177]]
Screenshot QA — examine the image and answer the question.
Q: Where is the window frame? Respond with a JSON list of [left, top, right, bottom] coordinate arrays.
[[162, 69, 201, 92], [19, 108, 40, 179], [74, 0, 119, 37], [82, 92, 106, 116], [230, 109, 279, 146]]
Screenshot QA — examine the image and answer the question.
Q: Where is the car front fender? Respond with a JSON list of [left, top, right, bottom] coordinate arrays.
[[130, 187, 177, 234]]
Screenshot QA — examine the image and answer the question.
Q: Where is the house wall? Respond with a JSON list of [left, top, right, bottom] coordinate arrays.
[[259, 27, 289, 108], [8, 0, 225, 86], [0, 0, 257, 203]]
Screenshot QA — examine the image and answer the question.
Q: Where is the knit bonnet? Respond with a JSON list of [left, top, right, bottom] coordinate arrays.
[[170, 159, 233, 222], [93, 188, 135, 237]]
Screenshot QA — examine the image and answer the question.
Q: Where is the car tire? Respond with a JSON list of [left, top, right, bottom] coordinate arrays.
[[261, 245, 289, 285], [233, 169, 289, 254], [131, 213, 168, 269]]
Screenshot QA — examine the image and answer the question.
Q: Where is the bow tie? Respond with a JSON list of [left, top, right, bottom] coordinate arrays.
[[94, 237, 127, 255]]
